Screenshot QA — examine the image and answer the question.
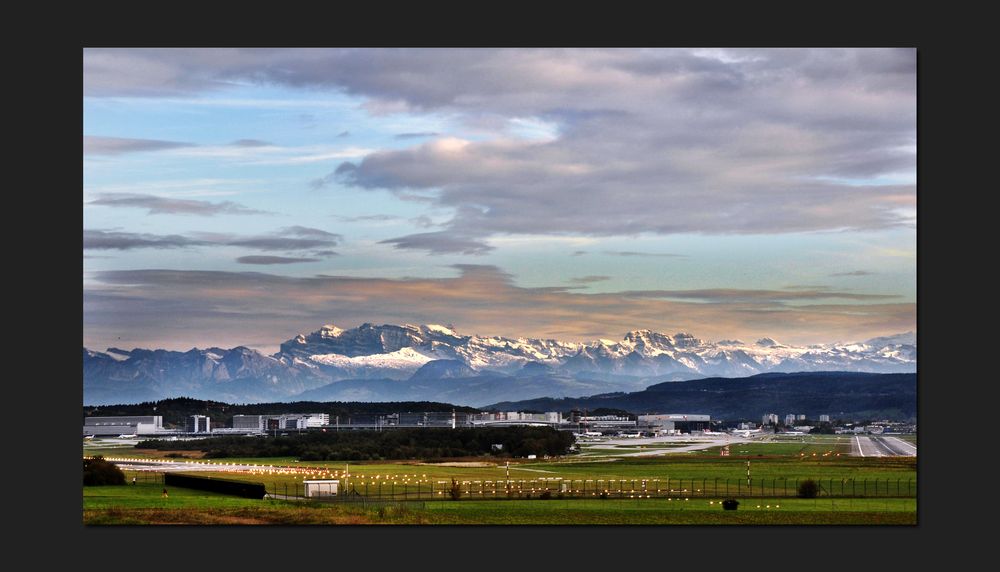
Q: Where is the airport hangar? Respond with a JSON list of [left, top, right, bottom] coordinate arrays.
[[637, 414, 711, 433]]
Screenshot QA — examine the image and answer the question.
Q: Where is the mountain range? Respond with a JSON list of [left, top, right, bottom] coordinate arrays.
[[83, 322, 915, 406]]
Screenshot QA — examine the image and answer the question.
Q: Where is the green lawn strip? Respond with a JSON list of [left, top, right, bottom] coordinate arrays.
[[84, 482, 296, 510], [416, 497, 915, 524]]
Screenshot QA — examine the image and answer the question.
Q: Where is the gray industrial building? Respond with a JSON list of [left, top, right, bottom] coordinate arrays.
[[83, 415, 163, 436], [637, 414, 710, 433], [232, 414, 266, 431], [187, 415, 211, 433]]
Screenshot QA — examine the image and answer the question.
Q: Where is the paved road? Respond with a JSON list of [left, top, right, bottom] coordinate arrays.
[[850, 435, 917, 457]]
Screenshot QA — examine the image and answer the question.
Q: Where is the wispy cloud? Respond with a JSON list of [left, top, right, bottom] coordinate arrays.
[[378, 231, 494, 255], [395, 132, 440, 139], [620, 288, 899, 303], [83, 229, 206, 250], [84, 226, 341, 253], [88, 193, 268, 216], [569, 275, 611, 284], [84, 136, 192, 156], [230, 139, 271, 147], [236, 255, 320, 265], [830, 270, 875, 277]]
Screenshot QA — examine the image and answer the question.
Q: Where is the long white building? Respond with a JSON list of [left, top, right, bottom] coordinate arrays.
[[83, 415, 163, 436]]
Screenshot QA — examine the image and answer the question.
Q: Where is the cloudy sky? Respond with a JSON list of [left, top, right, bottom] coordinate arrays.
[[83, 48, 916, 353]]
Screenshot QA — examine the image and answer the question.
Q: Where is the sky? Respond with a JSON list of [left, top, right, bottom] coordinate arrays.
[[83, 48, 916, 354]]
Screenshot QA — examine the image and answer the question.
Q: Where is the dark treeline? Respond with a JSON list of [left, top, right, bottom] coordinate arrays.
[[137, 426, 575, 461], [83, 397, 480, 428]]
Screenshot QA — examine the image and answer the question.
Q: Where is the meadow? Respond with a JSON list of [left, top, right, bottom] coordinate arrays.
[[85, 434, 916, 524]]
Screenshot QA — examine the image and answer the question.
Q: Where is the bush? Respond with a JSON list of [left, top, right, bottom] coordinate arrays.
[[721, 498, 739, 510], [449, 478, 462, 501], [539, 490, 552, 500], [798, 479, 819, 498], [83, 456, 125, 486]]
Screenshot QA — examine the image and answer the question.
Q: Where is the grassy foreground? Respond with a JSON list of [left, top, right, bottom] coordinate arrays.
[[84, 482, 915, 525]]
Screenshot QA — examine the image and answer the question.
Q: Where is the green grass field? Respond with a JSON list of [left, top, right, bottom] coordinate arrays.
[[86, 434, 916, 524], [84, 482, 916, 525]]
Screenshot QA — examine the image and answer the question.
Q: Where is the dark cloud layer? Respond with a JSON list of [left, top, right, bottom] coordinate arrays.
[[236, 255, 320, 265], [569, 275, 611, 284], [84, 229, 205, 250], [831, 270, 875, 277], [84, 265, 915, 352], [84, 226, 340, 253], [379, 231, 493, 255], [88, 193, 267, 216]]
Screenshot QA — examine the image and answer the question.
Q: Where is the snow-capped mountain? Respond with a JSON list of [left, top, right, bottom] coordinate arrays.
[[83, 322, 916, 404]]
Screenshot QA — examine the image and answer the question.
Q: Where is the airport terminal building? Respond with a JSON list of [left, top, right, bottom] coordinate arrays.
[[83, 415, 164, 436]]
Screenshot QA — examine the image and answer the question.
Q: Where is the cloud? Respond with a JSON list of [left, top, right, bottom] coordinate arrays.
[[830, 270, 875, 277], [618, 288, 900, 303], [236, 255, 320, 265], [84, 136, 192, 156], [569, 275, 611, 284], [279, 226, 341, 239], [603, 251, 686, 258], [378, 231, 494, 255], [84, 226, 340, 252], [84, 264, 915, 352], [84, 229, 207, 250], [231, 139, 271, 147], [395, 132, 440, 139], [87, 193, 268, 216], [333, 214, 403, 223], [82, 48, 913, 242], [571, 250, 587, 256]]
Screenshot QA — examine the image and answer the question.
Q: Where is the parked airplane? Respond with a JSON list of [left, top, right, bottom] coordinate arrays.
[[84, 435, 95, 440], [731, 428, 763, 437], [117, 433, 138, 439]]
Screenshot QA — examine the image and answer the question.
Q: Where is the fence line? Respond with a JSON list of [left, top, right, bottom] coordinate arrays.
[[260, 476, 916, 502]]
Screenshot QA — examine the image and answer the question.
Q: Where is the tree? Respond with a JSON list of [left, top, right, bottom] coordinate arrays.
[[83, 456, 125, 486], [798, 479, 819, 498]]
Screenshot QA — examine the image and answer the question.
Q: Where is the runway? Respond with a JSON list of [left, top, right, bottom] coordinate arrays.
[[851, 435, 916, 457]]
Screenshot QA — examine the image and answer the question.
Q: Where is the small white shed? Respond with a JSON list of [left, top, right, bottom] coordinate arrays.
[[303, 479, 340, 497]]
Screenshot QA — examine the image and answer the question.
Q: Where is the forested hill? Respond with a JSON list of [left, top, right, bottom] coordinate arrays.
[[487, 372, 916, 421], [83, 397, 480, 428]]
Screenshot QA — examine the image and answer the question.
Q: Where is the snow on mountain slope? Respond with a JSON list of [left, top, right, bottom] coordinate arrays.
[[273, 322, 915, 378], [85, 322, 916, 404], [309, 347, 435, 369]]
